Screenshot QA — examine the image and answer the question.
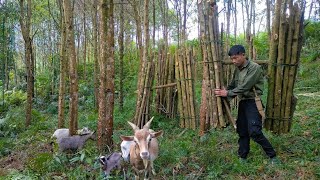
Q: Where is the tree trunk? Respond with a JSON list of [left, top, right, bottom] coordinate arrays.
[[266, 0, 271, 41], [182, 0, 187, 42], [83, 0, 87, 80], [105, 0, 115, 147], [97, 0, 114, 152], [92, 0, 99, 109], [19, 0, 34, 127], [58, 0, 67, 128], [119, 0, 124, 111], [63, 0, 79, 136]]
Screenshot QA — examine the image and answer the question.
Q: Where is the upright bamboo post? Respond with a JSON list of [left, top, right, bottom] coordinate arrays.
[[175, 51, 184, 127], [266, 0, 282, 131], [280, 0, 294, 133], [186, 47, 196, 129], [284, 3, 302, 132], [272, 3, 287, 133], [181, 48, 191, 128]]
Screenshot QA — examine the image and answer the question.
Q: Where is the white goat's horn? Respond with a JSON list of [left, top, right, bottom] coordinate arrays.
[[143, 116, 154, 129], [127, 121, 139, 131]]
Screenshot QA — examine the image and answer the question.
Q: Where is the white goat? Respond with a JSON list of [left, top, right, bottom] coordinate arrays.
[[51, 127, 91, 140], [120, 117, 163, 180], [120, 140, 134, 162]]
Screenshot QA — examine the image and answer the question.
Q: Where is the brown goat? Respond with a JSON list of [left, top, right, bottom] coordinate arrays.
[[120, 117, 163, 180]]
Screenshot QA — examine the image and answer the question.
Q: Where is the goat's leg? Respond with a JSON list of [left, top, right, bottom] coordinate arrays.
[[150, 161, 156, 175], [132, 167, 140, 180], [143, 169, 150, 180]]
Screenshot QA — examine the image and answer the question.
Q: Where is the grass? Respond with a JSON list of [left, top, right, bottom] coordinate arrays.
[[0, 60, 319, 179]]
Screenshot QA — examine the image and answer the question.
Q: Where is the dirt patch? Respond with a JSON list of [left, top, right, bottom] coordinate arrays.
[[0, 141, 53, 176], [0, 152, 26, 174]]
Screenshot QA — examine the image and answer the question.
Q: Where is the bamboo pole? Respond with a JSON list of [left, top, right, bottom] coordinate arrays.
[[266, 0, 282, 130], [153, 83, 177, 89], [175, 51, 184, 128], [186, 47, 196, 129], [167, 53, 174, 118], [181, 48, 191, 128], [284, 3, 301, 132], [280, 0, 294, 133], [223, 60, 268, 65], [272, 2, 287, 133], [209, 3, 226, 128], [200, 36, 210, 134]]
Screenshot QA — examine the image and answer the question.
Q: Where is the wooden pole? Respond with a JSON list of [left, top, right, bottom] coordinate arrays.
[[266, 0, 282, 130]]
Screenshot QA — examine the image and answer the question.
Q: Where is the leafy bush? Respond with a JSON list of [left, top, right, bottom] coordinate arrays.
[[3, 89, 26, 107]]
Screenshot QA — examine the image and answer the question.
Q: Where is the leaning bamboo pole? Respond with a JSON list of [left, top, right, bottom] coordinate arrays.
[[208, 4, 226, 128]]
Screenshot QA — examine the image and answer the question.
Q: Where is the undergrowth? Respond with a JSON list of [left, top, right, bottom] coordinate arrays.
[[0, 61, 319, 179]]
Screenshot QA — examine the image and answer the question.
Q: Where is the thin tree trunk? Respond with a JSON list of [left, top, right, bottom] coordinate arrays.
[[97, 0, 114, 151], [83, 0, 87, 80], [63, 0, 78, 136], [58, 0, 67, 128], [119, 0, 124, 111], [98, 0, 108, 151], [105, 0, 115, 147], [92, 0, 99, 109], [266, 0, 271, 41], [182, 0, 187, 42], [19, 0, 34, 127]]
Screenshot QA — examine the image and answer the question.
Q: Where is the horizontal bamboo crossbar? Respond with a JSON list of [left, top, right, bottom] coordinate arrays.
[[152, 82, 177, 89], [223, 60, 269, 65]]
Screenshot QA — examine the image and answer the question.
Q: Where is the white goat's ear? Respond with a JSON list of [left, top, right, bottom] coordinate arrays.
[[143, 116, 154, 129], [99, 156, 106, 165], [120, 135, 134, 141], [127, 121, 139, 131], [151, 130, 163, 138]]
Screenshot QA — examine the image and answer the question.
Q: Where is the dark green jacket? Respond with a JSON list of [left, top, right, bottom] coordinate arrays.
[[227, 60, 264, 100]]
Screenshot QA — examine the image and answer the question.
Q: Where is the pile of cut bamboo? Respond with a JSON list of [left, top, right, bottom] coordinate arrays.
[[154, 48, 177, 119], [175, 47, 197, 129], [198, 0, 235, 135], [134, 58, 155, 129], [265, 0, 305, 134]]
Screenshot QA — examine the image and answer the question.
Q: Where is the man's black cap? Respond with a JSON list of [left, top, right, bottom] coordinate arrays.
[[228, 45, 246, 56]]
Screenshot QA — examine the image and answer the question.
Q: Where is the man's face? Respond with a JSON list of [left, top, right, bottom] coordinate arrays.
[[230, 53, 246, 68]]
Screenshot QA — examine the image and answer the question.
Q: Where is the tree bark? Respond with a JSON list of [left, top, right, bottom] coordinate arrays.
[[19, 0, 34, 127], [97, 0, 114, 152], [92, 0, 100, 109], [63, 0, 79, 136], [118, 0, 124, 111], [58, 0, 68, 128], [105, 0, 115, 147]]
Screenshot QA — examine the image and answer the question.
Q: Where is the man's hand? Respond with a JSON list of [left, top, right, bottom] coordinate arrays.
[[214, 88, 228, 97]]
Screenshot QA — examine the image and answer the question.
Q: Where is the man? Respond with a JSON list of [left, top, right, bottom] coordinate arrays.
[[214, 45, 278, 163]]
